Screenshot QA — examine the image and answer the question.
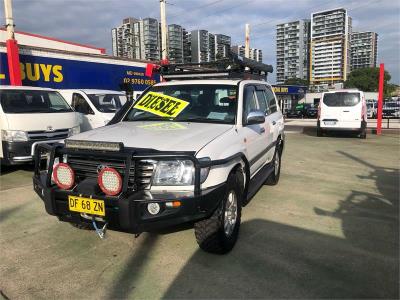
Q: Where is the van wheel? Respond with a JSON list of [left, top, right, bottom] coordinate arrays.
[[360, 129, 367, 139], [194, 172, 243, 254], [265, 144, 282, 186], [317, 127, 323, 137], [360, 121, 367, 139]]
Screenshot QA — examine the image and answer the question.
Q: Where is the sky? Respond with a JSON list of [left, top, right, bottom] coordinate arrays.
[[3, 0, 400, 84]]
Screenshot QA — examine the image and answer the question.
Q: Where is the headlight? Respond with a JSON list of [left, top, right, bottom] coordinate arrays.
[[153, 160, 194, 186], [68, 126, 80, 137], [1, 130, 28, 142]]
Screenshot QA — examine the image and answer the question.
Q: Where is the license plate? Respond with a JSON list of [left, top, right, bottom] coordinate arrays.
[[324, 121, 336, 126], [68, 196, 105, 216]]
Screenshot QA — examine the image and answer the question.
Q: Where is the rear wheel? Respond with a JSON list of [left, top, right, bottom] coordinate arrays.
[[317, 126, 323, 137], [194, 171, 243, 254], [265, 144, 282, 186], [360, 121, 367, 139]]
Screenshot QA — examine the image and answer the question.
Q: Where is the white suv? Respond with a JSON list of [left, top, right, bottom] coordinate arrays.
[[33, 79, 284, 254]]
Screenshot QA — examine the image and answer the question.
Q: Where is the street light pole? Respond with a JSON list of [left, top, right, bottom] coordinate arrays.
[[160, 0, 168, 62], [245, 23, 250, 58], [3, 0, 22, 85]]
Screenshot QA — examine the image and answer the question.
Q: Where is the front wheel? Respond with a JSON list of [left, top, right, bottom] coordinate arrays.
[[194, 172, 243, 254]]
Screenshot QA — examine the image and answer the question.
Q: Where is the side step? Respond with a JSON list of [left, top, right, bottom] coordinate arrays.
[[245, 163, 274, 205]]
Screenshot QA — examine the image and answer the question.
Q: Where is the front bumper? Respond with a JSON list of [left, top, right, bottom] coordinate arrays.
[[1, 139, 61, 165], [33, 173, 226, 233]]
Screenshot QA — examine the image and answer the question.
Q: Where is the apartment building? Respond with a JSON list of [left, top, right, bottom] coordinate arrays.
[[168, 24, 184, 63], [111, 17, 138, 59], [112, 17, 160, 61], [113, 18, 231, 64], [351, 31, 378, 70], [231, 45, 263, 62], [215, 34, 232, 60], [191, 30, 232, 63], [310, 8, 352, 87], [275, 19, 310, 84]]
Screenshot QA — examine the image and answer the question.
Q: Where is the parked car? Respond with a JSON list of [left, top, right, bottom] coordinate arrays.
[[382, 101, 400, 118], [305, 105, 318, 118], [286, 103, 312, 118], [33, 78, 285, 254], [317, 89, 367, 139], [58, 89, 127, 131], [366, 101, 377, 118], [0, 86, 80, 165]]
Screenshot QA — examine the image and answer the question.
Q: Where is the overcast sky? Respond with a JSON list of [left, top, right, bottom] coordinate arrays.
[[4, 0, 400, 84]]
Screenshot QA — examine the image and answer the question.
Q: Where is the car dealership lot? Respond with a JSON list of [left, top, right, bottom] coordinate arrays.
[[1, 131, 399, 299]]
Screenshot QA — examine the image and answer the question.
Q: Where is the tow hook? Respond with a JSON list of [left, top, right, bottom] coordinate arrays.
[[92, 218, 107, 239]]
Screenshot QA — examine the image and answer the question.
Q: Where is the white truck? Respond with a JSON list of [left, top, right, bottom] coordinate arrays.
[[33, 60, 284, 254], [0, 86, 80, 165], [58, 89, 127, 131]]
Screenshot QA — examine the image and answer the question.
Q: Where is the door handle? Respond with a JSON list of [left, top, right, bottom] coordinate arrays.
[[272, 121, 276, 125], [260, 127, 265, 134]]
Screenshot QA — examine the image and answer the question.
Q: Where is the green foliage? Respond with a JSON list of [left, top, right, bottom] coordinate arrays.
[[344, 67, 393, 97], [283, 78, 309, 87]]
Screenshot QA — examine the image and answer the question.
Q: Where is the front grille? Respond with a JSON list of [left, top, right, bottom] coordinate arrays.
[[28, 129, 69, 141], [67, 156, 154, 191]]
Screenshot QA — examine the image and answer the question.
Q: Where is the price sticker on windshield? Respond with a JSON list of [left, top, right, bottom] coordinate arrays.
[[133, 92, 189, 118]]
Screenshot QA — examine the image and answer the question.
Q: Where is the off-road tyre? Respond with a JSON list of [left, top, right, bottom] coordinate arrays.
[[194, 171, 243, 254], [265, 144, 282, 186]]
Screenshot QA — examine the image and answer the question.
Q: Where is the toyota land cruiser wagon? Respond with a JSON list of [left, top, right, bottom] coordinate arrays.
[[33, 69, 284, 254]]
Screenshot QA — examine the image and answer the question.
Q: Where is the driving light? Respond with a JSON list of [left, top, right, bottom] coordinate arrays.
[[98, 167, 122, 196], [1, 130, 28, 142], [147, 203, 160, 215], [152, 160, 194, 186], [53, 163, 75, 189], [65, 140, 123, 152]]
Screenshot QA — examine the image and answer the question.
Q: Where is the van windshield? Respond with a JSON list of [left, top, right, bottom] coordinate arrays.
[[87, 94, 127, 113], [323, 92, 360, 107], [0, 90, 73, 113]]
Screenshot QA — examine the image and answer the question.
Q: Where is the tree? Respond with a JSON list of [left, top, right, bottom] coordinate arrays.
[[344, 67, 393, 97], [283, 77, 309, 87]]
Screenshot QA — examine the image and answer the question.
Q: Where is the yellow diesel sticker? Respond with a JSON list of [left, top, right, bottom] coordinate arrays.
[[133, 92, 189, 118]]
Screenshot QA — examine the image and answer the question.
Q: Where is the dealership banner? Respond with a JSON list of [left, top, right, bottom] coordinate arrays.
[[0, 52, 160, 91], [272, 85, 307, 95]]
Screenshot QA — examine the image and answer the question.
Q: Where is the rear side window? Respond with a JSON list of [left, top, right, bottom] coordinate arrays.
[[323, 92, 360, 107]]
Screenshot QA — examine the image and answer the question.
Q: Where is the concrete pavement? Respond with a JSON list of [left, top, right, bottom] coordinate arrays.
[[0, 131, 399, 299]]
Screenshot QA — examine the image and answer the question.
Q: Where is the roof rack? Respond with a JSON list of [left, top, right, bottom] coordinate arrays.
[[160, 53, 273, 81]]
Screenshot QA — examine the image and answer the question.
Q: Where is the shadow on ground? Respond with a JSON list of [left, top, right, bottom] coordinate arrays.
[[105, 151, 399, 299], [0, 164, 34, 176]]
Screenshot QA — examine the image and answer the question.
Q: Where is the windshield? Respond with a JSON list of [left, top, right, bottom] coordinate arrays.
[[0, 90, 73, 113], [323, 92, 360, 107], [87, 93, 127, 113], [124, 84, 238, 124]]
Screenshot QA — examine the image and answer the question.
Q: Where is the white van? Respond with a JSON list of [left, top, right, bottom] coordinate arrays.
[[0, 86, 80, 165], [317, 89, 367, 139], [58, 89, 127, 132]]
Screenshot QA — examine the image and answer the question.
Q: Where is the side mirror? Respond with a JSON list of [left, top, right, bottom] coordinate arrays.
[[246, 110, 265, 125]]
